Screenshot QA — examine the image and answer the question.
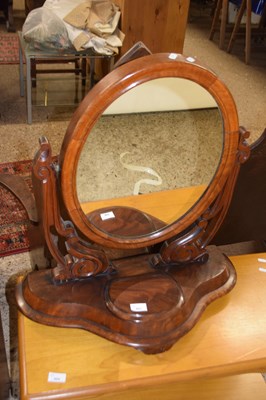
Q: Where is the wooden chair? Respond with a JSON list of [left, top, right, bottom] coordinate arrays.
[[25, 0, 45, 16], [30, 57, 87, 89], [210, 0, 266, 63], [227, 0, 266, 64], [209, 0, 230, 49]]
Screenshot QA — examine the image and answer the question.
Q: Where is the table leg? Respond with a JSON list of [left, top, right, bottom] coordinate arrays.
[[26, 57, 32, 124], [109, 56, 115, 71], [245, 0, 251, 64], [209, 0, 223, 40], [19, 44, 24, 97], [219, 0, 229, 49], [90, 58, 95, 88]]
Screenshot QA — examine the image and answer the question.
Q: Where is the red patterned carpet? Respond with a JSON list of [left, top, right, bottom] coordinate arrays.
[[0, 159, 33, 257], [0, 33, 20, 64]]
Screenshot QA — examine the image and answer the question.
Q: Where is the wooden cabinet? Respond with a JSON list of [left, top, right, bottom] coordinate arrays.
[[25, 0, 45, 15], [115, 0, 190, 56]]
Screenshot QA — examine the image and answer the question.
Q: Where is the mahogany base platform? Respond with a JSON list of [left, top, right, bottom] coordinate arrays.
[[16, 246, 236, 354]]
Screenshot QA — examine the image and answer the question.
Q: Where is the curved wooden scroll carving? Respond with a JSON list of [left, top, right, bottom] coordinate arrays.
[[152, 127, 250, 266], [32, 137, 111, 283]]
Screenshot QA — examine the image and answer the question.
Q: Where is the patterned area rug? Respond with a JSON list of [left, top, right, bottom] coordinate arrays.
[[0, 159, 33, 257], [0, 33, 19, 64]]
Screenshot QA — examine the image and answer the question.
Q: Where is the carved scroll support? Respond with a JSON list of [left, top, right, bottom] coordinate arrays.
[[32, 137, 111, 284], [153, 127, 251, 267]]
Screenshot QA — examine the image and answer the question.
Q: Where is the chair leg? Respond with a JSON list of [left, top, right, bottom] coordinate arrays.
[[209, 0, 229, 49], [31, 59, 37, 88], [245, 0, 252, 64], [74, 59, 79, 76], [209, 0, 223, 40], [7, 0, 15, 32], [219, 0, 229, 49], [81, 58, 87, 87], [227, 0, 247, 53], [74, 58, 87, 86], [258, 3, 266, 28]]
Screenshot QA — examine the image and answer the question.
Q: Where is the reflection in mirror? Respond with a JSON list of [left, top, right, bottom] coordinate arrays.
[[77, 77, 223, 234]]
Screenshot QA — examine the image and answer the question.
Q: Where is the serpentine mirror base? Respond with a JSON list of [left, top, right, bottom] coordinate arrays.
[[16, 246, 236, 354]]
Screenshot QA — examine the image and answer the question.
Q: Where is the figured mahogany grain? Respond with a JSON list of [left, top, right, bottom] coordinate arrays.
[[16, 246, 236, 354]]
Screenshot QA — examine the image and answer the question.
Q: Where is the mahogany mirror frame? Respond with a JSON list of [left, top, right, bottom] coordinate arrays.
[[15, 53, 251, 354], [59, 53, 240, 249]]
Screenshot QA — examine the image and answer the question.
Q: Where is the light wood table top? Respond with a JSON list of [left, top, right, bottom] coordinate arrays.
[[81, 185, 207, 224], [18, 252, 266, 399]]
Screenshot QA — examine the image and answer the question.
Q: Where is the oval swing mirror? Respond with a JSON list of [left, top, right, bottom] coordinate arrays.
[[60, 53, 240, 249], [16, 53, 250, 354], [76, 76, 223, 239]]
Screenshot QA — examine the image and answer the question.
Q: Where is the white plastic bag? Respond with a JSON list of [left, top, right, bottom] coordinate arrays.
[[22, 8, 72, 51]]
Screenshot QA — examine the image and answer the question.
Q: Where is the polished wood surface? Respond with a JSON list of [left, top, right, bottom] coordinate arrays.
[[18, 253, 266, 399], [115, 0, 190, 56], [16, 246, 236, 354], [15, 54, 247, 353]]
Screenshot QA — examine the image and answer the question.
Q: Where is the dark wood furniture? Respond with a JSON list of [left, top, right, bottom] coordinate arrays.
[[212, 128, 266, 245], [25, 0, 45, 15], [15, 53, 252, 354], [0, 0, 14, 32]]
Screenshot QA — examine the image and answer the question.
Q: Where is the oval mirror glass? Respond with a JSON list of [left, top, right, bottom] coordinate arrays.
[[76, 77, 223, 238]]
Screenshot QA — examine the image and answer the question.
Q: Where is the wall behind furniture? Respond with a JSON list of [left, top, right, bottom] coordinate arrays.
[[104, 78, 217, 115]]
